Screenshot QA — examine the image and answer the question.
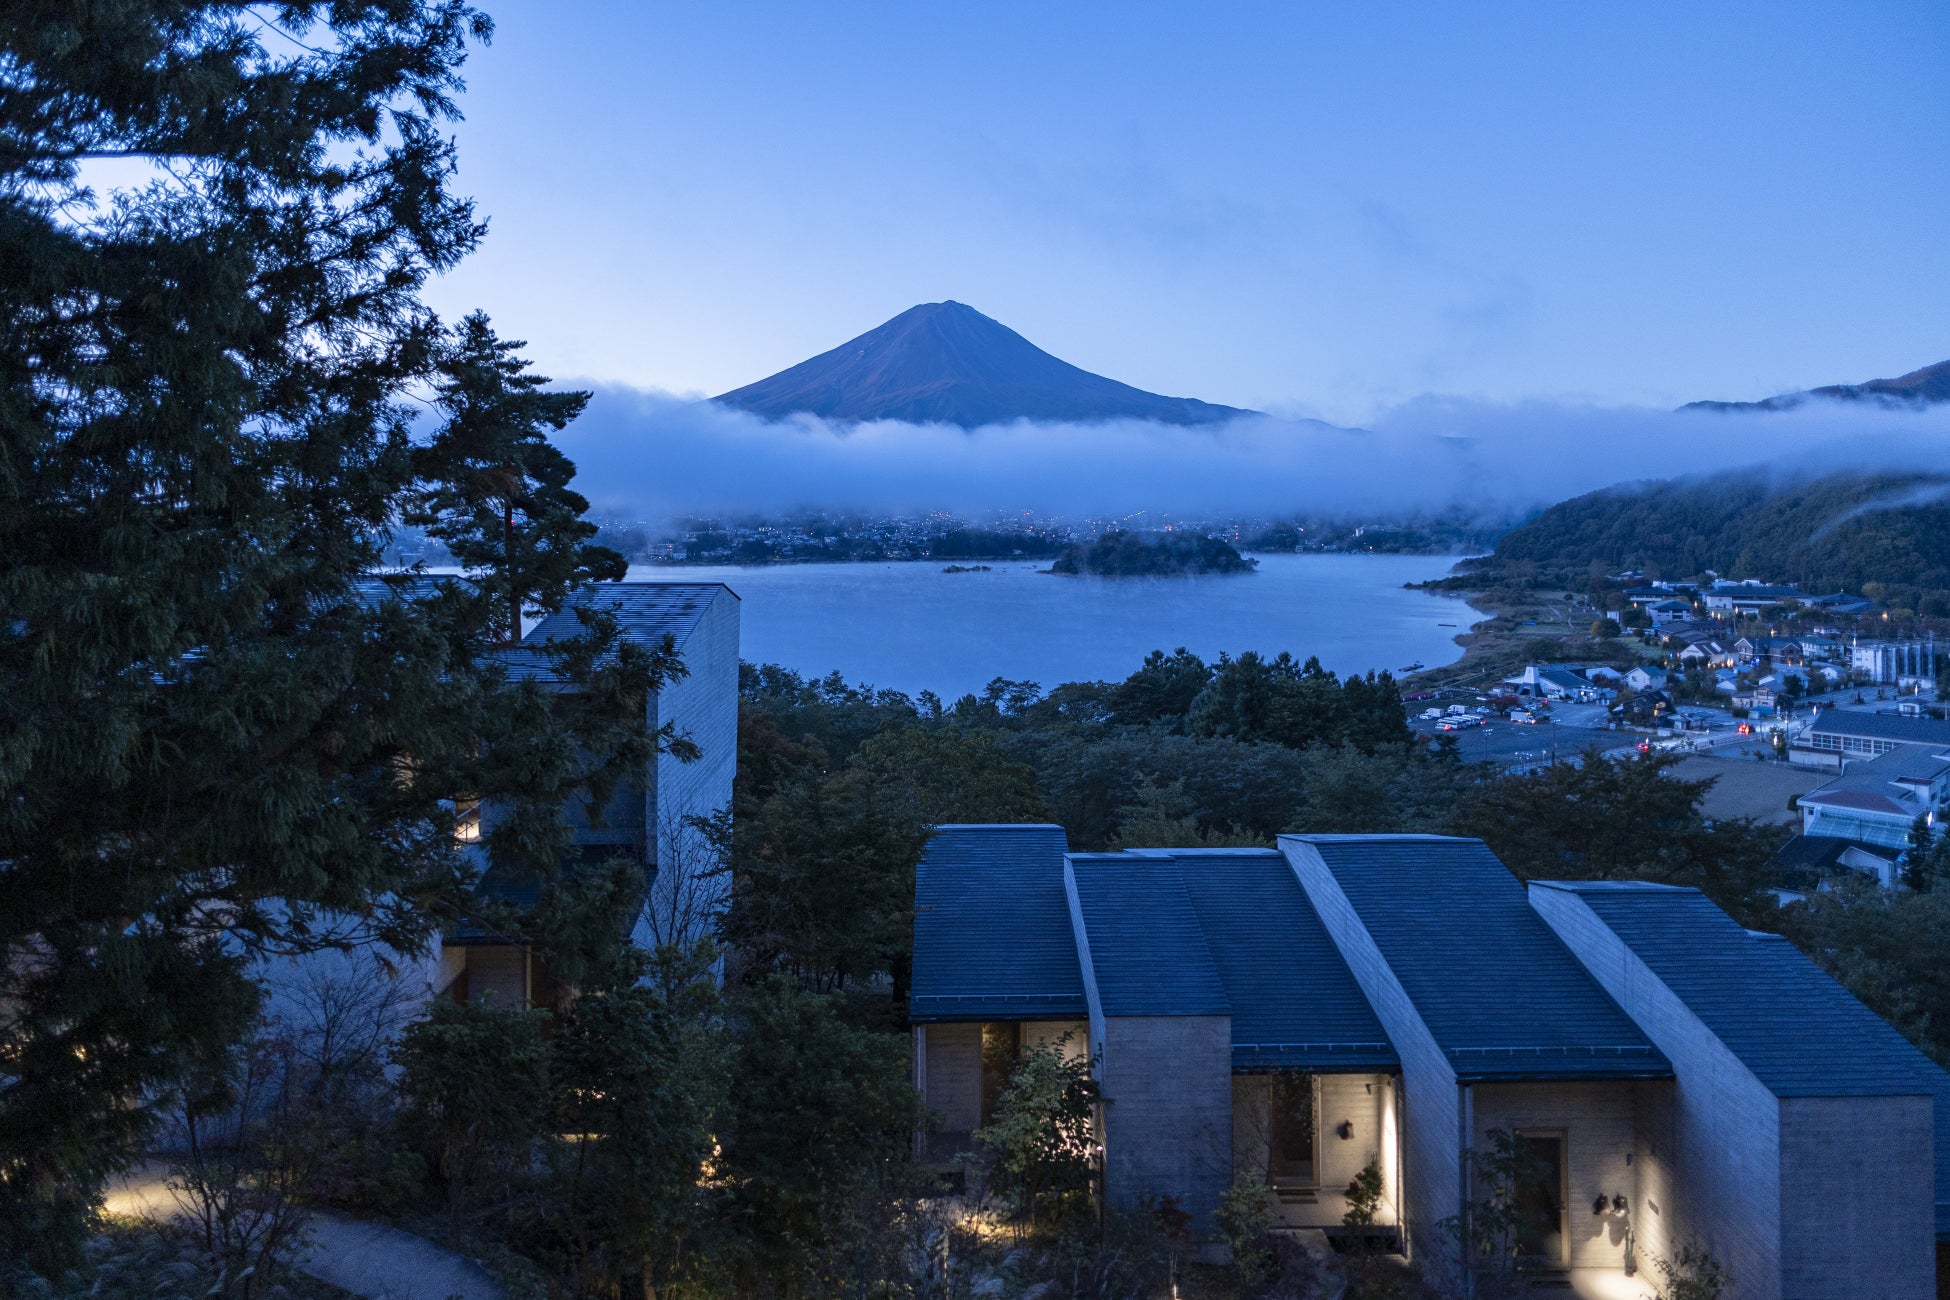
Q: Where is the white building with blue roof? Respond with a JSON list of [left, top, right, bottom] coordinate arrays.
[[438, 580, 741, 1005], [912, 828, 1950, 1299]]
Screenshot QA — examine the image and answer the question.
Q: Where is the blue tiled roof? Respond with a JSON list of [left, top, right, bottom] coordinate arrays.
[[1168, 850, 1398, 1071], [1287, 836, 1670, 1081], [1068, 854, 1230, 1018], [911, 825, 1087, 1022], [1546, 881, 1950, 1237]]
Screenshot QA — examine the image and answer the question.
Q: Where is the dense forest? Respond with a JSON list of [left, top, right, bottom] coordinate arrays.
[[1457, 470, 1950, 612]]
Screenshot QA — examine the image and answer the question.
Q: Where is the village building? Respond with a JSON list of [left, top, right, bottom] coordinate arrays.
[[1702, 583, 1804, 617], [1850, 638, 1941, 688]]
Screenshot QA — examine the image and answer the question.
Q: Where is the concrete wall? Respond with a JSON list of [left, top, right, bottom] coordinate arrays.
[[464, 945, 529, 1007], [644, 588, 740, 946], [1102, 1015, 1233, 1233], [1232, 1072, 1395, 1229], [1282, 841, 1459, 1264], [1777, 1094, 1935, 1300], [922, 1022, 983, 1140], [1469, 1079, 1650, 1271], [1530, 886, 1785, 1298]]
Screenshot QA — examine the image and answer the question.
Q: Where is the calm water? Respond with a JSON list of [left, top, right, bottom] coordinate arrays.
[[625, 554, 1481, 699]]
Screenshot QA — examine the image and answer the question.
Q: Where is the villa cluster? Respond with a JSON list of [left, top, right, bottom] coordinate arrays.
[[912, 827, 1950, 1299]]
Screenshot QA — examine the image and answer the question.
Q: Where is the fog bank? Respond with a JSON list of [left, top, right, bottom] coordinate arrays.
[[554, 386, 1950, 525]]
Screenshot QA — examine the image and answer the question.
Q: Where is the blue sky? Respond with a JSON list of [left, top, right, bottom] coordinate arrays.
[[426, 2, 1950, 421]]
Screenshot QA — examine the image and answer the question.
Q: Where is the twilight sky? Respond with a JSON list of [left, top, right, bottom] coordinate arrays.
[[426, 1, 1950, 423]]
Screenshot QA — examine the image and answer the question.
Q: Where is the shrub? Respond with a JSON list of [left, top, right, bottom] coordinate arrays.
[[974, 1037, 1099, 1224], [1653, 1239, 1731, 1300], [1216, 1179, 1274, 1287], [1342, 1157, 1385, 1229]]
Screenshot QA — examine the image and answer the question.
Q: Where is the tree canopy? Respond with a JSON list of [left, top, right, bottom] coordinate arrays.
[[0, 3, 656, 1266]]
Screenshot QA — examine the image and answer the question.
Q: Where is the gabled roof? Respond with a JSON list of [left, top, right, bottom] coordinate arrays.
[[911, 825, 1087, 1022], [1159, 849, 1397, 1070], [912, 836, 1398, 1070], [1284, 836, 1669, 1081], [1068, 854, 1229, 1018], [1799, 788, 1915, 816], [1535, 881, 1950, 1234]]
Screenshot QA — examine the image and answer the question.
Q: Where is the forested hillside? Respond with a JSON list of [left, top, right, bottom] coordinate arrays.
[[1461, 470, 1950, 613]]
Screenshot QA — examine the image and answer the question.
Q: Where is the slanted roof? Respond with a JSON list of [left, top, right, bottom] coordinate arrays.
[[1806, 709, 1950, 747], [1537, 881, 1950, 1235], [506, 581, 738, 682], [1067, 854, 1229, 1018], [527, 581, 736, 646], [1285, 835, 1670, 1081], [911, 825, 1087, 1023], [1168, 849, 1397, 1071]]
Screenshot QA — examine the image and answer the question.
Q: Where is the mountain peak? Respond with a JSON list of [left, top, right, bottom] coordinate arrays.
[[713, 303, 1253, 428]]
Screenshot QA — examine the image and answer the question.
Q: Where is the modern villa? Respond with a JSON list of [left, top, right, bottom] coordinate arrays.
[[434, 581, 742, 1006], [912, 827, 1950, 1300]]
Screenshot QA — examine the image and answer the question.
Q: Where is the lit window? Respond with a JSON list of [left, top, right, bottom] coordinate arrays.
[[455, 796, 482, 843]]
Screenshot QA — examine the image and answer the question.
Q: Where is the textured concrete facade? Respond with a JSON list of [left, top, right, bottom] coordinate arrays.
[[1283, 840, 1460, 1260], [644, 588, 741, 945], [922, 1022, 983, 1138], [1777, 1094, 1934, 1300], [1530, 884, 1785, 1293], [1469, 1080, 1651, 1270], [1102, 1015, 1233, 1230]]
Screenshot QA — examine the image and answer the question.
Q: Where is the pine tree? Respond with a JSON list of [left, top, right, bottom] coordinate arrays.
[[1903, 815, 1944, 894], [0, 5, 666, 1273], [410, 313, 625, 644]]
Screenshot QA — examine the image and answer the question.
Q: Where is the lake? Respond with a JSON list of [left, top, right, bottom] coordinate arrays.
[[624, 554, 1482, 699]]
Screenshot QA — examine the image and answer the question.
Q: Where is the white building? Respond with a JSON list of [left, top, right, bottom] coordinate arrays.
[[1850, 638, 1939, 687], [438, 581, 742, 1004]]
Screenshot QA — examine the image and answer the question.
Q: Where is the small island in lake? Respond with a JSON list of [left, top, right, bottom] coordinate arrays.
[[941, 564, 992, 573], [1050, 530, 1258, 577]]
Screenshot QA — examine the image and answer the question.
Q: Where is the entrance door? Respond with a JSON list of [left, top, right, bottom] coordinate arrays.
[[1268, 1072, 1318, 1185], [1513, 1132, 1566, 1264]]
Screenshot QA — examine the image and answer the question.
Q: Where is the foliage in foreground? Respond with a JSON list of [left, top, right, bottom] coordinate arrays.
[[0, 0, 670, 1273]]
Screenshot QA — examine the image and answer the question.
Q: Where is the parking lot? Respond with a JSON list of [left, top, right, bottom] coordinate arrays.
[[1405, 712, 1617, 770]]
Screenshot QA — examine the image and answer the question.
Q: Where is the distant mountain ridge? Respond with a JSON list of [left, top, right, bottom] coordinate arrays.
[[1683, 357, 1950, 412], [712, 301, 1254, 428], [1453, 469, 1950, 614]]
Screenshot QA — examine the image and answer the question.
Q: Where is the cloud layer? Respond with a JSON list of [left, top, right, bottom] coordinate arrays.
[[554, 386, 1950, 526]]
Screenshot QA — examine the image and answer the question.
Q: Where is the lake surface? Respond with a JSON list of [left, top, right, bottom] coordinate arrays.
[[626, 554, 1482, 699]]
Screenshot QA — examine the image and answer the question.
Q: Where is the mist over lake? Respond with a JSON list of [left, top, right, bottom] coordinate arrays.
[[628, 553, 1481, 698]]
